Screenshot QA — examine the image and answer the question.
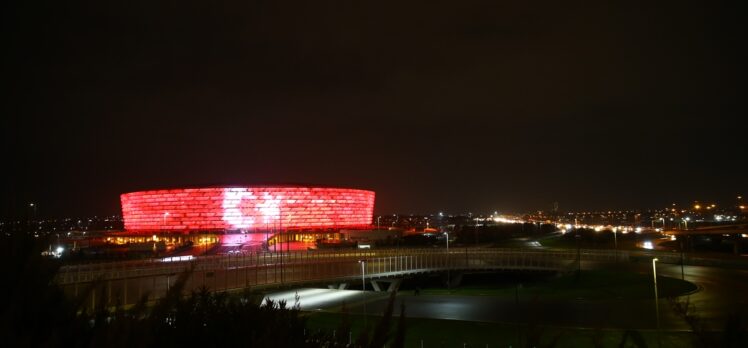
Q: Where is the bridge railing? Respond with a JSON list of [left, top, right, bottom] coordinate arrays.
[[56, 247, 623, 285], [56, 247, 602, 309], [65, 246, 739, 311]]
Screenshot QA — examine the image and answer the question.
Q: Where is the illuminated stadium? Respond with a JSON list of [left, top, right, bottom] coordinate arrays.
[[117, 186, 375, 248]]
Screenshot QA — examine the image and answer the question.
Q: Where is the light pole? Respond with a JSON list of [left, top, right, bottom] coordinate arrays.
[[613, 227, 618, 262], [376, 216, 381, 231], [575, 233, 581, 280], [652, 258, 660, 331], [359, 260, 366, 290], [680, 237, 685, 280], [28, 203, 36, 233], [278, 214, 284, 284], [162, 212, 169, 229], [279, 208, 289, 254], [445, 231, 450, 289], [683, 217, 690, 230], [358, 260, 368, 329]]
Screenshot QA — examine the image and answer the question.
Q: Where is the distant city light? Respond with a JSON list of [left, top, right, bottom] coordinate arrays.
[[492, 216, 522, 224]]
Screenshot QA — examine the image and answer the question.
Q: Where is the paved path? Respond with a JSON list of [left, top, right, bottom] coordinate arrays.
[[305, 263, 748, 331]]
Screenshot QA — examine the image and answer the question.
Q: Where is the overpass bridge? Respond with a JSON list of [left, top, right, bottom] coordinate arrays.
[[54, 247, 744, 311], [664, 224, 748, 235], [663, 224, 748, 254]]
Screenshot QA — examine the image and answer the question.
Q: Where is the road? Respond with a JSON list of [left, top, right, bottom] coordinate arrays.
[[657, 263, 748, 330]]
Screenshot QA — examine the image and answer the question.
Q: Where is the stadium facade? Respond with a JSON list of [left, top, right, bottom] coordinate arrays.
[[117, 186, 375, 247]]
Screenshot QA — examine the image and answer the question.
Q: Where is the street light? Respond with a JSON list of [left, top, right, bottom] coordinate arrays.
[[445, 231, 450, 289], [358, 260, 367, 291], [680, 237, 686, 280], [575, 233, 581, 280], [29, 203, 37, 226], [265, 222, 269, 251], [613, 227, 617, 259], [683, 217, 690, 230], [358, 260, 368, 329], [652, 258, 660, 331]]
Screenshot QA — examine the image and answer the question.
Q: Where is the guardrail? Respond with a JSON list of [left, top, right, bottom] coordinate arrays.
[[56, 248, 623, 284], [54, 247, 746, 310], [55, 247, 619, 310]]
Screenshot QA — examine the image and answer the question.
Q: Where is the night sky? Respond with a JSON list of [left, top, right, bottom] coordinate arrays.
[[3, 1, 746, 218]]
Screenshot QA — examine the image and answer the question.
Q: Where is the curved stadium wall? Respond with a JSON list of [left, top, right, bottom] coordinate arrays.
[[121, 186, 375, 232]]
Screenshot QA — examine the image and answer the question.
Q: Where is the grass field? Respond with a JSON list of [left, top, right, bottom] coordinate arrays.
[[304, 311, 695, 347], [419, 269, 697, 301], [303, 270, 698, 347]]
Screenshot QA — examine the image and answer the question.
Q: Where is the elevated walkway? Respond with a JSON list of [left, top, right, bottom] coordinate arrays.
[[54, 247, 741, 310]]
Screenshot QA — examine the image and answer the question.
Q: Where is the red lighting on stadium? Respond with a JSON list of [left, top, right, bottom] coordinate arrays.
[[121, 186, 375, 232]]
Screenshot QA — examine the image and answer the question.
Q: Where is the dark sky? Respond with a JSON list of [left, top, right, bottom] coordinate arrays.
[[3, 1, 746, 218]]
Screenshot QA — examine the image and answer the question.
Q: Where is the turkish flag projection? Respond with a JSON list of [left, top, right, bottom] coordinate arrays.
[[120, 187, 375, 232]]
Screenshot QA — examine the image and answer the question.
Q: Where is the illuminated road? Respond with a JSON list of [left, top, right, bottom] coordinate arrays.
[[656, 263, 748, 330]]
